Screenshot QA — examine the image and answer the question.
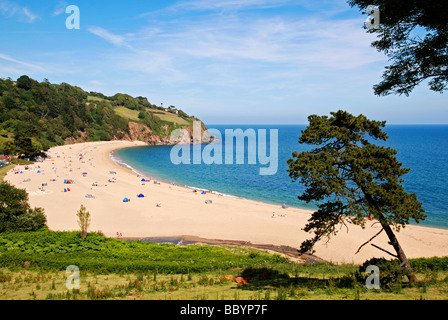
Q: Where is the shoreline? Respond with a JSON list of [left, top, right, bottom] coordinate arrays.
[[5, 140, 448, 264], [110, 148, 289, 210], [110, 142, 448, 232]]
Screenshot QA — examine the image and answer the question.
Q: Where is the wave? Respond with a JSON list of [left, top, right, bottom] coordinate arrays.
[[183, 184, 245, 200], [110, 151, 148, 178], [111, 150, 250, 201]]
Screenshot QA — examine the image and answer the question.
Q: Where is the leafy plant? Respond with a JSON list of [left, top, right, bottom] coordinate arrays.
[[76, 205, 90, 240]]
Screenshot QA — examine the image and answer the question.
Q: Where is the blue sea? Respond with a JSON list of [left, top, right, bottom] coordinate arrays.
[[112, 125, 448, 229]]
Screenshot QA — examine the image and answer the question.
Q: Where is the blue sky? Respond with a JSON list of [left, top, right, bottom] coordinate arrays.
[[0, 0, 447, 124]]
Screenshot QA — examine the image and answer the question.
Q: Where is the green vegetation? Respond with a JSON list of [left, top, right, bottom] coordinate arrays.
[[114, 106, 141, 122], [349, 0, 448, 96], [0, 181, 46, 233], [0, 230, 288, 274], [76, 205, 90, 240], [287, 111, 425, 282], [0, 75, 201, 158], [0, 230, 447, 300], [151, 110, 193, 126]]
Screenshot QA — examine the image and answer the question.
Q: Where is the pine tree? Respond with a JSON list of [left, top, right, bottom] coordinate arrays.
[[287, 110, 426, 281]]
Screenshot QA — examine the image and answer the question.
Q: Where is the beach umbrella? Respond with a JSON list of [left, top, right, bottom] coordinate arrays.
[[137, 194, 145, 198]]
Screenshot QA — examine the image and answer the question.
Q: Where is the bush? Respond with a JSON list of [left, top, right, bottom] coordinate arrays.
[[410, 257, 448, 271], [357, 258, 410, 286], [0, 182, 47, 233]]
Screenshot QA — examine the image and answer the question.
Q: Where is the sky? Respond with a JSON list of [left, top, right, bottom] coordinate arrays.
[[0, 0, 447, 125]]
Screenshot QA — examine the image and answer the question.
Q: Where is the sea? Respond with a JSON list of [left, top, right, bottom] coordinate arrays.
[[112, 125, 448, 230]]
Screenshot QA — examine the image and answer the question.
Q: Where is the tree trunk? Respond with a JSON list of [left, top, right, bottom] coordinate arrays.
[[380, 220, 418, 282]]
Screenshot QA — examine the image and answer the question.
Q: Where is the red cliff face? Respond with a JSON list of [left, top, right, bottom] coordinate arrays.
[[65, 121, 211, 146], [115, 121, 211, 145]]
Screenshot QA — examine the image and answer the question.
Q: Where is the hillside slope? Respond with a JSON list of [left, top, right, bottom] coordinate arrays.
[[0, 75, 209, 157]]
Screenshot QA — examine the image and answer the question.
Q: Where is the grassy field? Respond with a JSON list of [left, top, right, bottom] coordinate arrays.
[[1, 261, 447, 300], [150, 110, 193, 126], [87, 95, 108, 102], [0, 230, 447, 300], [114, 106, 141, 122], [114, 106, 192, 127]]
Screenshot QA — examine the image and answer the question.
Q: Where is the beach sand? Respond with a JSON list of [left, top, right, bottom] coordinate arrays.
[[5, 140, 448, 264]]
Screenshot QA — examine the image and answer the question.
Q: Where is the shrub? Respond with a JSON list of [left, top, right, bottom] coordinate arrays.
[[76, 205, 90, 240], [410, 257, 448, 271], [357, 258, 410, 286], [0, 182, 47, 233]]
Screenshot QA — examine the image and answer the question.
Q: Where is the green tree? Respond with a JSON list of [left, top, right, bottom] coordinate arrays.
[[0, 182, 47, 232], [3, 140, 16, 155], [17, 75, 33, 91], [349, 0, 448, 96], [138, 111, 147, 120], [13, 132, 37, 157], [77, 205, 91, 240], [287, 110, 426, 282]]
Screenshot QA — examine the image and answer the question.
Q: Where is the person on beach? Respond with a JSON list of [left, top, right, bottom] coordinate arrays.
[[156, 202, 161, 207]]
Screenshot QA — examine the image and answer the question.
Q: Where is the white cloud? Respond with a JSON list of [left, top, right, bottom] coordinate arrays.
[[88, 26, 132, 48], [0, 1, 39, 23], [22, 7, 38, 23], [53, 1, 68, 16], [170, 0, 291, 11], [85, 4, 385, 97], [0, 53, 46, 72]]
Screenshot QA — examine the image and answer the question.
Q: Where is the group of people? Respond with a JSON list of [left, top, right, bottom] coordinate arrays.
[[272, 213, 287, 218], [272, 203, 289, 218]]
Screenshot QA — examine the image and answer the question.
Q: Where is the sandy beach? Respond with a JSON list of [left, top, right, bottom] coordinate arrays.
[[5, 140, 448, 264]]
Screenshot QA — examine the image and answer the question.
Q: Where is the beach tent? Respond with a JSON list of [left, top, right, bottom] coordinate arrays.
[[141, 178, 146, 182], [123, 198, 129, 202], [137, 194, 145, 198]]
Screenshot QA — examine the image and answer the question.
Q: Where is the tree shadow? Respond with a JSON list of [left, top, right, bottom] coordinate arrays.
[[239, 267, 358, 290]]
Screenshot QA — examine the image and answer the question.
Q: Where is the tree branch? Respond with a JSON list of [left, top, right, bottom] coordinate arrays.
[[355, 228, 384, 254], [370, 243, 398, 258]]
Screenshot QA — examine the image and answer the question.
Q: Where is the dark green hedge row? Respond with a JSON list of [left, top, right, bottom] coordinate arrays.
[[410, 256, 448, 271]]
